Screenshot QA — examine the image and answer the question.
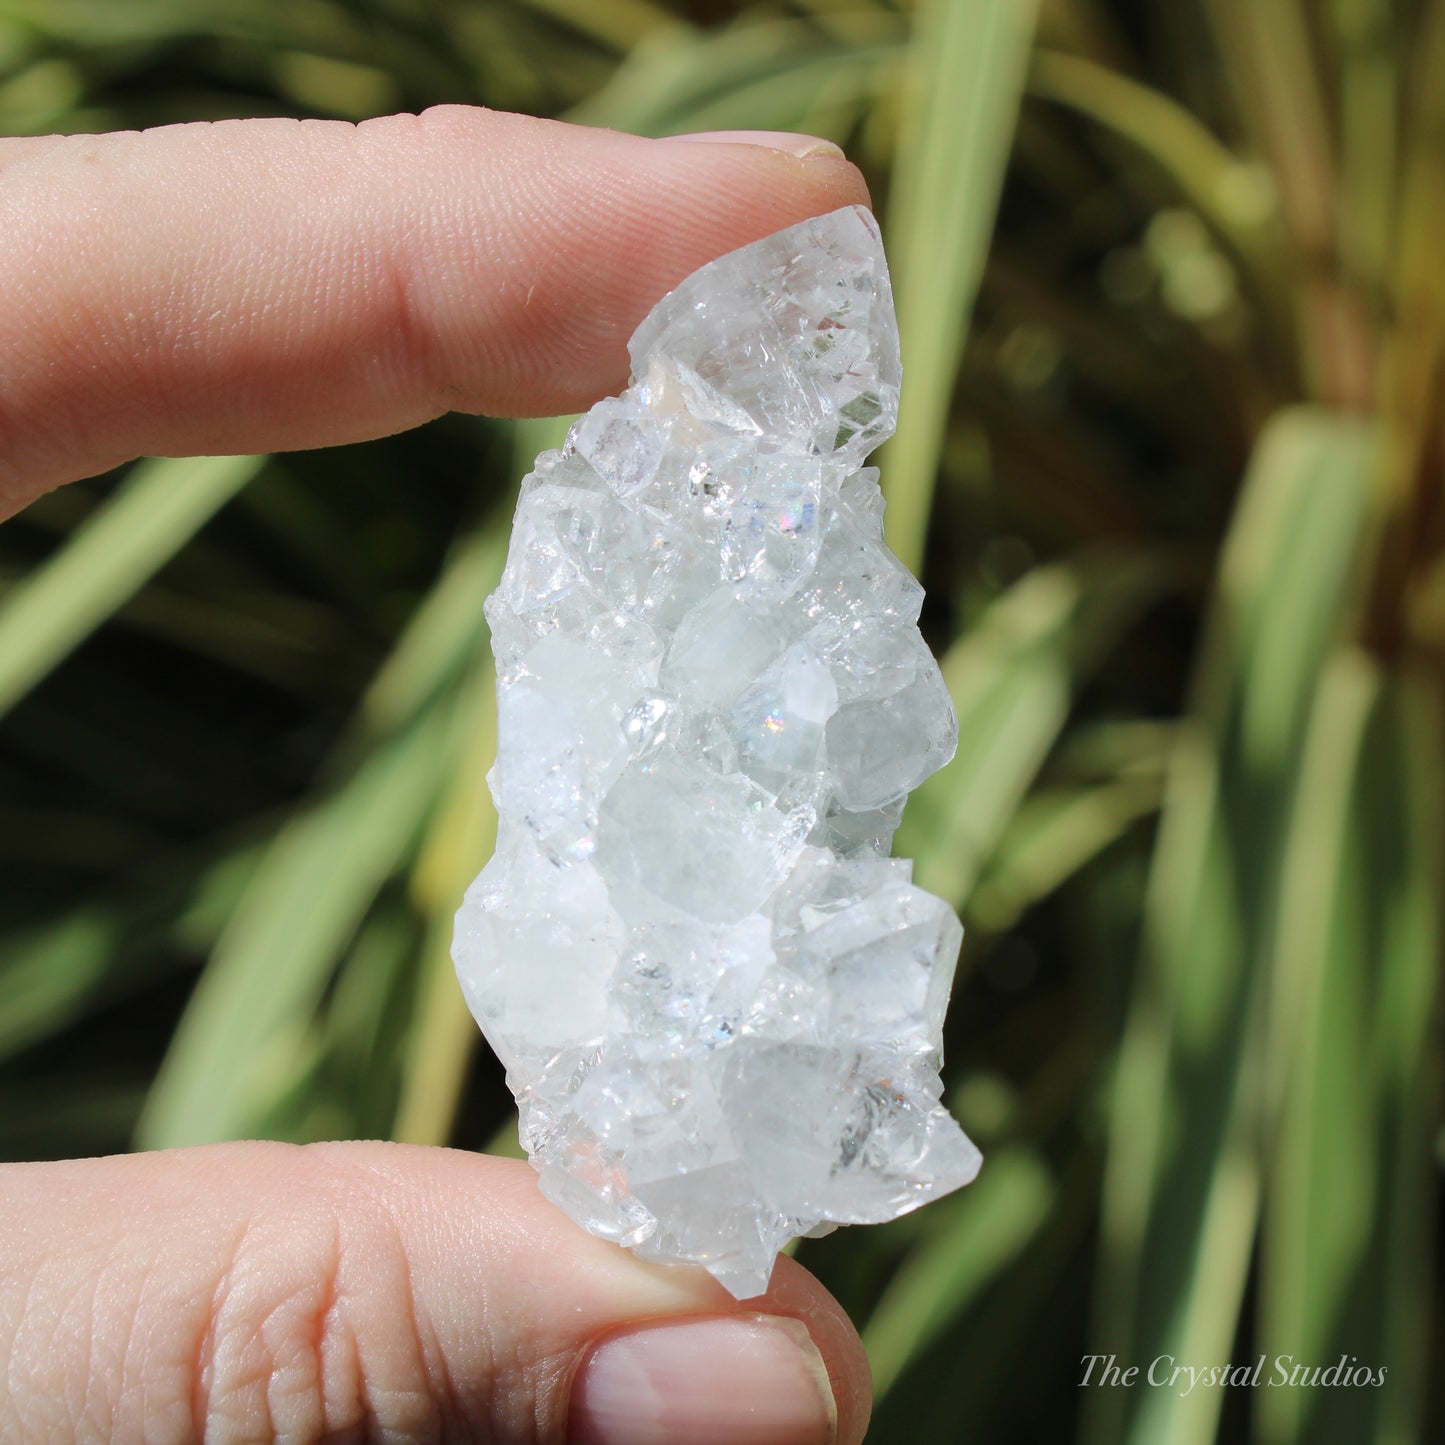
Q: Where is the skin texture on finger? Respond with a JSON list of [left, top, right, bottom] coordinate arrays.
[[0, 108, 869, 517], [0, 1140, 871, 1443]]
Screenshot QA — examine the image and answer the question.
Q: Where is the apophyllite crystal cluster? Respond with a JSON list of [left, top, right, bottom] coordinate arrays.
[[453, 204, 980, 1298]]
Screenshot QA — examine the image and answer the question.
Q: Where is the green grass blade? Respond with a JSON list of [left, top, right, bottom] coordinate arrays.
[[307, 905, 418, 1141], [1370, 0, 1445, 598], [1202, 0, 1335, 263], [863, 1147, 1054, 1399], [0, 55, 82, 132], [0, 841, 261, 1065], [137, 484, 512, 1148], [389, 421, 546, 1147], [629, 47, 894, 137], [1202, 0, 1368, 406], [1370, 665, 1443, 1445], [1257, 656, 1442, 1445], [392, 657, 498, 1147], [1332, 0, 1398, 305], [1255, 649, 1379, 1445], [1093, 409, 1375, 1445], [0, 454, 262, 718], [899, 550, 1163, 910], [968, 770, 1164, 934], [358, 513, 510, 742], [567, 16, 899, 135], [135, 700, 457, 1148], [880, 0, 1039, 574], [514, 0, 685, 54], [1027, 50, 1282, 309], [0, 909, 119, 1062]]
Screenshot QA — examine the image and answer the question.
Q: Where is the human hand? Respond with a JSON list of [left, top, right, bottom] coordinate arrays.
[[0, 108, 873, 1442], [0, 106, 865, 517], [3, 1141, 867, 1442]]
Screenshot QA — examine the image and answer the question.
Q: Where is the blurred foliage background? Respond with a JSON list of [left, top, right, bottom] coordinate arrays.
[[1, 0, 1442, 1441]]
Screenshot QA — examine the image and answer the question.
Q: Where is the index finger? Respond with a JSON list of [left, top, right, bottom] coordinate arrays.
[[0, 108, 868, 517]]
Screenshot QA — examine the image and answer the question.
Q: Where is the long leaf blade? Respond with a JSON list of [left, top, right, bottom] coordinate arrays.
[[1094, 409, 1375, 1445], [880, 0, 1039, 574], [0, 454, 262, 717], [135, 703, 456, 1148], [863, 1146, 1055, 1400], [1258, 656, 1442, 1445], [899, 551, 1163, 910]]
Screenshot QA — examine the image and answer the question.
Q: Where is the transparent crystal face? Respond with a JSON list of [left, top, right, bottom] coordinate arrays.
[[454, 205, 980, 1299]]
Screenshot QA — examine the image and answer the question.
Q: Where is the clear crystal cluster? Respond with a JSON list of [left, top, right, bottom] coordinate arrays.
[[454, 205, 981, 1298]]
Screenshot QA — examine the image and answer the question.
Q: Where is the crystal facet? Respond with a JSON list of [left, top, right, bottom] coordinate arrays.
[[455, 205, 980, 1298]]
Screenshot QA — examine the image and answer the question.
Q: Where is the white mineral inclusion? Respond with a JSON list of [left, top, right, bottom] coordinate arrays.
[[453, 204, 981, 1298]]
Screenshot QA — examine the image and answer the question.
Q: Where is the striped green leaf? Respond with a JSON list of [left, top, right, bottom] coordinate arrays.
[[391, 656, 499, 1147], [1257, 656, 1441, 1445], [0, 842, 261, 1065], [0, 454, 262, 718], [1094, 409, 1375, 1445], [863, 1146, 1055, 1400], [880, 0, 1039, 574], [899, 550, 1164, 911], [136, 495, 511, 1147], [568, 16, 899, 136], [134, 700, 457, 1148]]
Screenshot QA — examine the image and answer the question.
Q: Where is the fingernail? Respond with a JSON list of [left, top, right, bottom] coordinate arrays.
[[662, 130, 846, 162], [569, 1313, 838, 1445]]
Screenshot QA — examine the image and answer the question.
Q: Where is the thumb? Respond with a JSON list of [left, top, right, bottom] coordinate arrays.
[[0, 108, 868, 516], [0, 1140, 870, 1443]]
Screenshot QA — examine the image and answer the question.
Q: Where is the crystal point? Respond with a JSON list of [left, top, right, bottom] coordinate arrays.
[[455, 205, 980, 1297]]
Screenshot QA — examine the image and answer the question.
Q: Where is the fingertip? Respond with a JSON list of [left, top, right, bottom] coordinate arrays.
[[657, 129, 871, 207], [469, 116, 874, 415], [757, 1252, 874, 1445], [569, 1312, 839, 1445], [661, 129, 846, 160], [346, 1145, 874, 1444]]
